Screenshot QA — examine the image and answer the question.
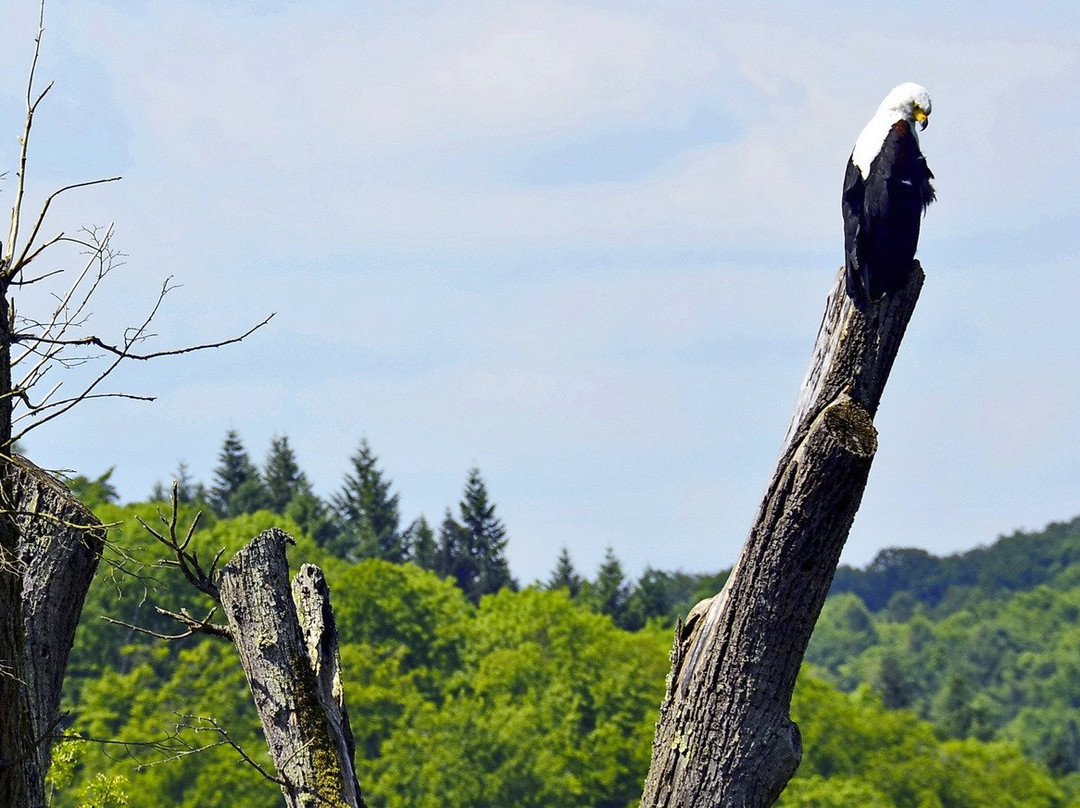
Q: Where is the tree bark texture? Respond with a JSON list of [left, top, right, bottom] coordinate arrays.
[[1, 456, 104, 808], [640, 264, 924, 808], [218, 528, 365, 808]]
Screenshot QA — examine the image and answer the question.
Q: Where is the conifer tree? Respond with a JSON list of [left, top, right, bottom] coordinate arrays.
[[404, 516, 437, 570], [437, 468, 516, 603], [436, 508, 474, 595], [67, 468, 120, 509], [209, 430, 268, 517], [585, 546, 631, 626], [286, 477, 339, 549], [263, 434, 304, 514], [547, 546, 583, 597], [464, 468, 515, 597], [330, 438, 403, 562], [150, 460, 207, 504], [174, 460, 207, 504]]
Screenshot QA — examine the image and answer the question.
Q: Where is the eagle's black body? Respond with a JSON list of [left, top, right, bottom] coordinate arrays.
[[843, 119, 935, 305]]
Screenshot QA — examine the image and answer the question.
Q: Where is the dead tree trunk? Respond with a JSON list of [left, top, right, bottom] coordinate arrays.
[[0, 456, 104, 808], [217, 528, 365, 808], [640, 264, 924, 808]]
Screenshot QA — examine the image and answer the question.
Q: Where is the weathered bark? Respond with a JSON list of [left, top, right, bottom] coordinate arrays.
[[292, 564, 361, 808], [0, 274, 29, 807], [640, 264, 924, 807], [0, 456, 104, 808], [218, 528, 364, 808]]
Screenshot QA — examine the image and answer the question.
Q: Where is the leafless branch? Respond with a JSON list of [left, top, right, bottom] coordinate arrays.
[[4, 0, 49, 271], [11, 392, 157, 424], [10, 266, 64, 286], [180, 716, 285, 786], [9, 281, 271, 443], [41, 225, 122, 343], [19, 311, 276, 361], [101, 605, 232, 641], [137, 481, 220, 599], [60, 715, 285, 786], [10, 177, 123, 278]]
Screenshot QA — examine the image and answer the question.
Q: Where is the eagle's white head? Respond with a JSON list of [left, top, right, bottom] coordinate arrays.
[[851, 82, 933, 178], [877, 82, 932, 132]]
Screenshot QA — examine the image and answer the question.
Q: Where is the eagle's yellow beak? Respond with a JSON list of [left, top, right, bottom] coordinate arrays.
[[913, 107, 929, 131]]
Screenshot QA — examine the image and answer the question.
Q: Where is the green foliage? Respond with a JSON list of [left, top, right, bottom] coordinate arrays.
[[403, 515, 437, 571], [55, 473, 1080, 806], [807, 594, 879, 690], [332, 560, 471, 678], [262, 433, 305, 513], [626, 567, 724, 630], [581, 546, 632, 627], [56, 500, 1080, 807], [59, 642, 279, 808], [284, 476, 339, 547], [808, 580, 1080, 778], [365, 588, 669, 808], [149, 461, 208, 506], [779, 775, 893, 807], [785, 674, 1064, 808]]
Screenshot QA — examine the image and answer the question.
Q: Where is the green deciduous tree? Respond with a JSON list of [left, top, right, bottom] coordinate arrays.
[[367, 589, 669, 808], [786, 672, 1064, 808], [62, 641, 280, 808]]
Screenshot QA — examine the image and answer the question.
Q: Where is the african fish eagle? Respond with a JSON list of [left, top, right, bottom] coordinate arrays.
[[843, 82, 936, 305]]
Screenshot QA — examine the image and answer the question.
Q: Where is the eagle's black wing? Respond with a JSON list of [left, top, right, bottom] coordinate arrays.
[[842, 156, 868, 304], [855, 120, 935, 301]]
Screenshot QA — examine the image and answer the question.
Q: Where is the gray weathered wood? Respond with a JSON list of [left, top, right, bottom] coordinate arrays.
[[640, 264, 924, 808], [292, 564, 362, 808], [0, 456, 104, 808], [218, 528, 364, 808]]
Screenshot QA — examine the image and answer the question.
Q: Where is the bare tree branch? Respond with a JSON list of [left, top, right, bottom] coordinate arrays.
[[101, 605, 232, 642], [136, 482, 218, 600], [11, 393, 157, 424], [8, 284, 272, 444], [18, 311, 277, 361], [10, 177, 122, 277], [60, 715, 286, 787], [3, 0, 49, 272]]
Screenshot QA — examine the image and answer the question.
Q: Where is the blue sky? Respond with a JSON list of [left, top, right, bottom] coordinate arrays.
[[2, 1, 1079, 584]]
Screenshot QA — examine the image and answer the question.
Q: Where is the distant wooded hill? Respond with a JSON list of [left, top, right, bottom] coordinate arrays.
[[807, 514, 1080, 780], [829, 515, 1080, 615]]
